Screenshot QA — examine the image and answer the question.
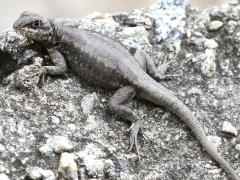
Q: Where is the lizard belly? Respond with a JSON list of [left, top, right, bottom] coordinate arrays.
[[60, 46, 126, 89]]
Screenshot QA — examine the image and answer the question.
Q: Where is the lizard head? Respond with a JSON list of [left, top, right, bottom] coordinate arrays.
[[13, 11, 54, 41]]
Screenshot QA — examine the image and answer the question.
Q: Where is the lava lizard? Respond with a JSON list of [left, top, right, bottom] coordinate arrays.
[[13, 11, 239, 179]]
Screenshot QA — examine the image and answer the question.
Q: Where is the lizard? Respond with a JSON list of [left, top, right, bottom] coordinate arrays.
[[13, 11, 239, 180]]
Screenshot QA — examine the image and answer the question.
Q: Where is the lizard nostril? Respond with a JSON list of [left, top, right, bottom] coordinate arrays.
[[13, 20, 22, 31]]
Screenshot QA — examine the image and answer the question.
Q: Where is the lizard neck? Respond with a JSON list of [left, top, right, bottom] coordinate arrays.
[[45, 20, 61, 47]]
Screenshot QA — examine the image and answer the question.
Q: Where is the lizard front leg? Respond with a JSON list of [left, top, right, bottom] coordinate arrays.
[[133, 49, 180, 81], [108, 86, 143, 159], [37, 48, 68, 83]]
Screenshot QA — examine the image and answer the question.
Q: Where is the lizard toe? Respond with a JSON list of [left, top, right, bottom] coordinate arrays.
[[128, 120, 143, 161], [36, 67, 47, 85]]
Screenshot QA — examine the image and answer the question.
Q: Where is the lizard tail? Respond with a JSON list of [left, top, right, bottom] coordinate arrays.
[[138, 80, 239, 180], [175, 104, 240, 180]]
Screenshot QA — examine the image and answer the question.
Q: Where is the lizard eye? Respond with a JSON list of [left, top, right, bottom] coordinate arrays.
[[32, 20, 41, 28]]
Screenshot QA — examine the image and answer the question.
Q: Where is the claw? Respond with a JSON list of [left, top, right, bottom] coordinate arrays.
[[128, 120, 143, 161], [140, 131, 149, 140], [34, 67, 47, 85]]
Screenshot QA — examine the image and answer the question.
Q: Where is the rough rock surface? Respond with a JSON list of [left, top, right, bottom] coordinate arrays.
[[0, 0, 240, 179]]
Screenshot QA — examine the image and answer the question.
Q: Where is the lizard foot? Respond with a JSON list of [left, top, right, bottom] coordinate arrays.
[[35, 67, 47, 85], [128, 120, 143, 161]]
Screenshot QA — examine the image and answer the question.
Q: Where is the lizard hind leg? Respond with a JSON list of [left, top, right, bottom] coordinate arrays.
[[133, 49, 180, 81], [108, 86, 143, 160]]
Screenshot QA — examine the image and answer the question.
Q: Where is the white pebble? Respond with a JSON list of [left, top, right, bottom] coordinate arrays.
[[0, 174, 10, 180], [58, 153, 78, 180], [39, 136, 73, 155], [204, 39, 218, 49], [222, 121, 238, 137], [235, 144, 240, 151], [208, 20, 223, 31]]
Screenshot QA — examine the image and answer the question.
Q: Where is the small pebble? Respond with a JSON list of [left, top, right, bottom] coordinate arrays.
[[208, 168, 222, 174], [39, 144, 53, 156], [235, 144, 240, 151], [27, 167, 42, 179], [205, 164, 212, 169], [58, 152, 78, 180], [101, 98, 107, 103], [27, 167, 55, 180], [50, 116, 60, 125], [204, 39, 218, 49], [81, 93, 100, 115], [200, 49, 216, 77], [39, 136, 73, 155], [222, 121, 238, 137], [0, 173, 10, 180], [208, 20, 223, 31], [0, 144, 6, 153]]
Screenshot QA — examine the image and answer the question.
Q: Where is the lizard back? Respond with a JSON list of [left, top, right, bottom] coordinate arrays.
[[57, 27, 142, 89]]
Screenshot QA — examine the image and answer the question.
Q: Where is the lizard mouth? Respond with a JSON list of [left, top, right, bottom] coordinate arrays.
[[13, 27, 37, 38]]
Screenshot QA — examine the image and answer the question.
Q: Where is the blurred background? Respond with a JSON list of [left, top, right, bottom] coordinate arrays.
[[0, 0, 231, 32]]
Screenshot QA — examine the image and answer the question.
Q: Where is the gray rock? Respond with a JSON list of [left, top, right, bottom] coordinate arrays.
[[0, 30, 28, 55], [81, 92, 100, 115], [39, 136, 74, 155], [78, 12, 120, 36], [76, 144, 115, 178], [222, 121, 238, 137], [147, 0, 187, 42], [117, 26, 151, 49], [123, 9, 154, 30], [4, 57, 43, 89], [26, 167, 56, 180], [208, 20, 224, 31]]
